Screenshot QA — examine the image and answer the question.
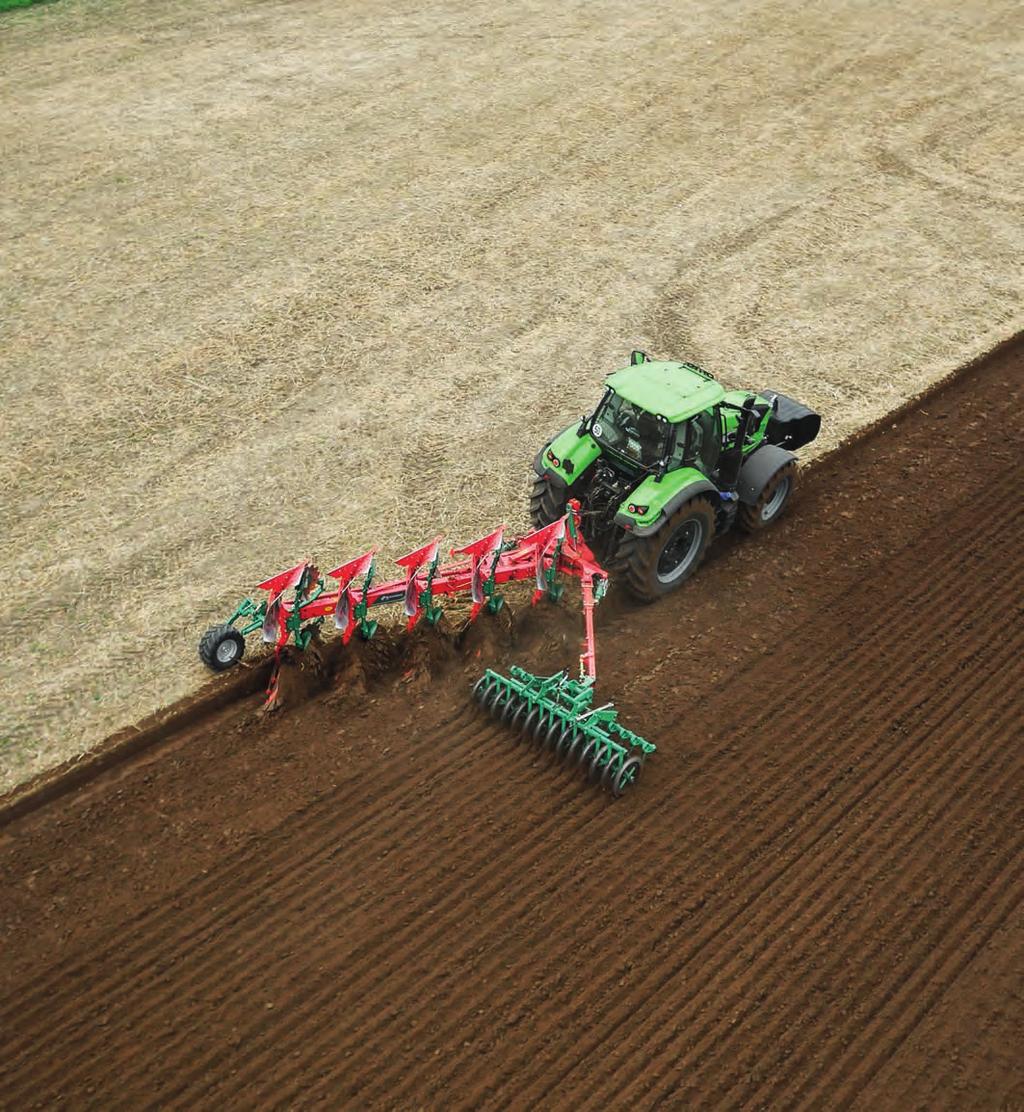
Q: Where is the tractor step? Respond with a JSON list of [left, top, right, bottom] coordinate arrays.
[[473, 666, 654, 796]]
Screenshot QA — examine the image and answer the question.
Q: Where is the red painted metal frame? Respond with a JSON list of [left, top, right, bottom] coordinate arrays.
[[257, 501, 607, 682]]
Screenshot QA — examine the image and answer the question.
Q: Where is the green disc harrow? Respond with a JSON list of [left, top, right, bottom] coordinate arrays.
[[473, 666, 655, 796]]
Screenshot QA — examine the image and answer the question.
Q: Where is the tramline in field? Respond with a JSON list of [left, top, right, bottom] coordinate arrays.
[[199, 351, 820, 796]]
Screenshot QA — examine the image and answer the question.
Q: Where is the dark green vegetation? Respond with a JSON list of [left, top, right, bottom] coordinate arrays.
[[0, 0, 54, 12]]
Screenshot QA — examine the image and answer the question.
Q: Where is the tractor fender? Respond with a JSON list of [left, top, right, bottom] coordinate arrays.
[[736, 444, 796, 505], [534, 424, 600, 489], [614, 477, 719, 537]]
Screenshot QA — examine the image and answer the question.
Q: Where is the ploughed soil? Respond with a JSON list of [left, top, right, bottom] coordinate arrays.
[[1, 338, 1022, 1109]]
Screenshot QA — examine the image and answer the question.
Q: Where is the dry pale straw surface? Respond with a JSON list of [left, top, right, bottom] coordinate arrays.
[[1, 0, 1021, 788]]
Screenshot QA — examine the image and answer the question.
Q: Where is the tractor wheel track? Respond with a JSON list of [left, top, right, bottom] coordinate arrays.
[[1, 339, 1022, 1108]]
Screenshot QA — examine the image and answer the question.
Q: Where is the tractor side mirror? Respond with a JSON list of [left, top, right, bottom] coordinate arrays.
[[630, 350, 649, 365]]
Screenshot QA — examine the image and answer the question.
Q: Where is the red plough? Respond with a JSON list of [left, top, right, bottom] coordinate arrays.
[[199, 501, 655, 795]]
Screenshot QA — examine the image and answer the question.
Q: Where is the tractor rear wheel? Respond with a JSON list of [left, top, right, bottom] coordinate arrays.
[[738, 461, 796, 532], [614, 496, 715, 602], [529, 473, 568, 529]]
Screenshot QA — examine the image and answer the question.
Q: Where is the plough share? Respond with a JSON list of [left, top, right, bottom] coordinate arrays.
[[199, 501, 654, 796]]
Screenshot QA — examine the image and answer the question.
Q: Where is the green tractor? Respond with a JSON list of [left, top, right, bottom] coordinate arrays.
[[531, 352, 821, 601]]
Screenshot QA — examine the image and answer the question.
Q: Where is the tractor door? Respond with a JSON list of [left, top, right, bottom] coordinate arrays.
[[669, 407, 722, 478]]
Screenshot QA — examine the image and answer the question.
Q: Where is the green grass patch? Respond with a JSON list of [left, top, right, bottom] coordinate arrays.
[[0, 0, 57, 11]]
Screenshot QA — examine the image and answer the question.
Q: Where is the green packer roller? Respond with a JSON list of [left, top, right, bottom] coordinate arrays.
[[469, 504, 655, 797]]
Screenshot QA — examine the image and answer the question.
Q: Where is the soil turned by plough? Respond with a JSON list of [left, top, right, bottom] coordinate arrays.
[[0, 339, 1022, 1108]]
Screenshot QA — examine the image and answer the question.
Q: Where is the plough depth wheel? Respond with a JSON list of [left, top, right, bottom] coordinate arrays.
[[198, 624, 246, 672]]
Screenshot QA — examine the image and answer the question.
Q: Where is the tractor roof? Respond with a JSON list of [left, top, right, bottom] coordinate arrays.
[[605, 361, 725, 422]]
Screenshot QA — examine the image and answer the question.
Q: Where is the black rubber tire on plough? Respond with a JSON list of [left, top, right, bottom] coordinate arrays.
[[612, 495, 716, 603], [738, 461, 797, 533], [198, 624, 246, 672], [529, 474, 568, 530]]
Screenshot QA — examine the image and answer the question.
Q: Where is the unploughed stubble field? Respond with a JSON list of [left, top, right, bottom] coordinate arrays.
[[0, 0, 1021, 789]]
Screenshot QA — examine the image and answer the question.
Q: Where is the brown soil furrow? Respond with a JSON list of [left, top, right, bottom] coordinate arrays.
[[631, 654, 1024, 1108], [85, 768, 610, 1106], [769, 840, 1024, 1112], [362, 636, 1013, 1103], [0, 703, 490, 1058], [574, 684, 1021, 1107], [482, 533, 1022, 1107], [153, 533, 982, 1107], [0, 714, 596, 1100], [151, 792, 620, 1108], [614, 495, 1001, 778], [431, 519, 1019, 1107], [580, 559, 1024, 1107], [806, 866, 1024, 1110], [227, 596, 985, 1106], [254, 529, 1016, 1107], [442, 614, 1022, 1111], [2, 339, 1021, 1107]]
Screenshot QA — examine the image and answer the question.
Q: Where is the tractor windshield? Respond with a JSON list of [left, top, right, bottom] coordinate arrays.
[[591, 392, 670, 468]]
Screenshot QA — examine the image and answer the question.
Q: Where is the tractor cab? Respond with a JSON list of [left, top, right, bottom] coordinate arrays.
[[531, 351, 821, 601], [588, 354, 727, 480]]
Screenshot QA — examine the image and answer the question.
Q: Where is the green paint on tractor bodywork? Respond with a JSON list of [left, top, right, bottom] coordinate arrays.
[[621, 465, 709, 527], [545, 426, 602, 486], [474, 666, 654, 796], [542, 360, 775, 524], [606, 361, 726, 422]]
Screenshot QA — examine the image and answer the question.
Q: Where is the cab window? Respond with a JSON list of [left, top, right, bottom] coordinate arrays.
[[591, 393, 670, 467], [669, 407, 721, 476]]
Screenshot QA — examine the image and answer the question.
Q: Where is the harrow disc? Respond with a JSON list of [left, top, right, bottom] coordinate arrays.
[[472, 676, 491, 704], [543, 718, 563, 751], [470, 667, 655, 796], [612, 755, 643, 797], [509, 701, 528, 734], [556, 725, 580, 762], [587, 747, 606, 784], [578, 738, 597, 772], [485, 684, 505, 715]]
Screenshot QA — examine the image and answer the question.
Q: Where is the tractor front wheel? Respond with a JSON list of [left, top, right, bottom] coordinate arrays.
[[614, 496, 716, 602], [199, 624, 246, 672], [738, 461, 797, 532]]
